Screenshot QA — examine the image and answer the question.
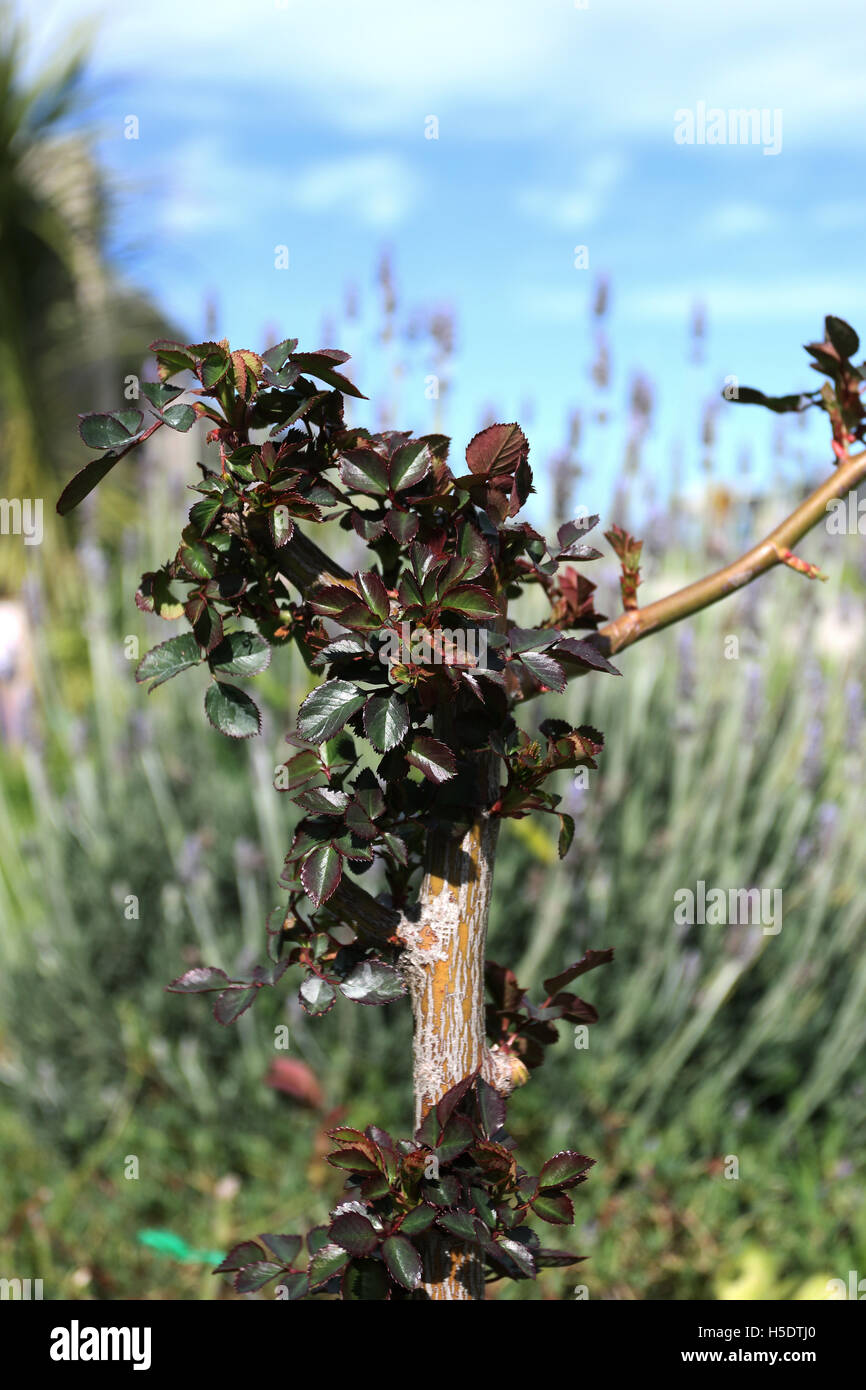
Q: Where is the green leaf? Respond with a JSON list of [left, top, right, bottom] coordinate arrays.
[[440, 584, 499, 618], [558, 813, 575, 859], [214, 1240, 264, 1272], [353, 782, 385, 819], [204, 681, 262, 739], [457, 525, 491, 579], [56, 450, 129, 515], [330, 1126, 376, 1149], [310, 1225, 336, 1255], [341, 1258, 390, 1300], [390, 440, 431, 491], [825, 315, 859, 360], [160, 402, 196, 432], [399, 1205, 437, 1236], [140, 381, 183, 409], [538, 1150, 595, 1191], [274, 1271, 309, 1299], [534, 1247, 583, 1269], [553, 637, 621, 676], [437, 1210, 480, 1242], [339, 449, 389, 495], [78, 410, 142, 449], [167, 966, 230, 994], [330, 1213, 380, 1257], [298, 680, 367, 744], [299, 974, 337, 1016], [226, 458, 256, 483], [137, 570, 183, 621], [214, 986, 258, 1025], [300, 844, 342, 906], [476, 1078, 506, 1139], [323, 732, 357, 771], [436, 1114, 475, 1163], [385, 509, 419, 543], [268, 391, 329, 435], [422, 1173, 461, 1208], [397, 572, 424, 611], [279, 749, 325, 793], [260, 1233, 303, 1265], [328, 1146, 383, 1176], [339, 960, 406, 1006], [262, 337, 299, 370], [530, 1190, 575, 1225], [136, 633, 202, 692], [197, 346, 231, 389], [382, 1235, 422, 1291], [508, 626, 561, 656], [406, 735, 457, 784], [724, 386, 808, 413], [179, 538, 215, 579], [355, 570, 390, 622], [187, 599, 223, 654], [497, 1236, 536, 1278], [297, 787, 350, 816], [189, 494, 223, 534], [382, 832, 408, 866], [363, 694, 409, 752], [290, 350, 367, 399], [308, 1242, 350, 1288], [469, 1192, 495, 1234], [309, 584, 362, 619], [150, 339, 197, 379], [518, 651, 566, 692], [209, 630, 271, 677]]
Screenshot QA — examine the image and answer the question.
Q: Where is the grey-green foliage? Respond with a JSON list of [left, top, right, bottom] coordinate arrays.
[[491, 546, 866, 1158], [0, 529, 413, 1163], [2, 481, 864, 1200]]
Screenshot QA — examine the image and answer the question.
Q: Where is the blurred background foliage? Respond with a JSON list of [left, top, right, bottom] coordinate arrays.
[[0, 19, 864, 1301], [0, 7, 173, 592]]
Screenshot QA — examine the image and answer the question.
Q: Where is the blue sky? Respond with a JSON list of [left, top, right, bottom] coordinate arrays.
[[33, 0, 866, 518]]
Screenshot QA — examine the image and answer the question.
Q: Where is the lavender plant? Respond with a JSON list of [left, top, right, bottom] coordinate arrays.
[[58, 316, 866, 1298]]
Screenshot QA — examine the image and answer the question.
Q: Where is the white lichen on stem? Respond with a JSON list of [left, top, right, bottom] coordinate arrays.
[[402, 808, 501, 1129]]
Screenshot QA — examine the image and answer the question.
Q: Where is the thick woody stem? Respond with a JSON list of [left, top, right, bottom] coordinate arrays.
[[400, 740, 509, 1301], [402, 806, 501, 1130], [278, 526, 351, 593], [402, 810, 497, 1300], [330, 780, 508, 1299], [326, 877, 401, 944]]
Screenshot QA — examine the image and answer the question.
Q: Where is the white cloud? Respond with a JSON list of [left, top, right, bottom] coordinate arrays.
[[289, 154, 422, 228], [700, 202, 775, 239], [157, 137, 234, 236], [517, 153, 626, 230], [154, 142, 421, 239], [34, 0, 866, 143], [629, 278, 866, 323]]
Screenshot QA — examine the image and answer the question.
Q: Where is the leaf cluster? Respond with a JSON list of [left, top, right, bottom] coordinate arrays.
[[215, 1075, 595, 1298]]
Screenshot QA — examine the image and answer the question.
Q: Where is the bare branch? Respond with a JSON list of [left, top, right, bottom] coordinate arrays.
[[517, 448, 866, 706], [601, 448, 866, 656]]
